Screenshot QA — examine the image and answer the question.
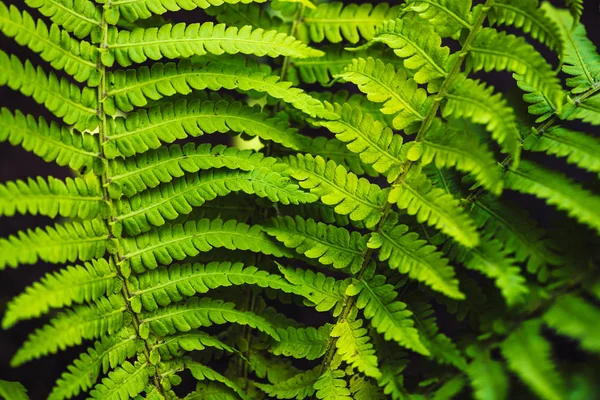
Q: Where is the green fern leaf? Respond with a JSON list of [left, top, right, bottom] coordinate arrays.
[[283, 154, 387, 228], [443, 76, 521, 164], [314, 368, 352, 400], [105, 23, 323, 67], [565, 93, 600, 125], [368, 212, 463, 299], [0, 109, 100, 172], [297, 2, 401, 44], [349, 375, 385, 400], [110, 143, 289, 198], [517, 79, 559, 123], [543, 4, 600, 93], [415, 118, 503, 195], [314, 103, 405, 182], [49, 329, 139, 400], [488, 0, 562, 51], [0, 51, 98, 131], [115, 170, 315, 235], [204, 3, 279, 31], [139, 296, 279, 339], [388, 165, 480, 248], [24, 0, 100, 39], [331, 316, 381, 379], [2, 259, 118, 328], [277, 265, 349, 316], [255, 366, 320, 400], [0, 380, 29, 400], [501, 320, 567, 400], [153, 332, 234, 362], [271, 325, 332, 360], [0, 2, 98, 84], [11, 295, 127, 367], [129, 261, 296, 312], [0, 176, 106, 219], [466, 345, 508, 400], [524, 127, 600, 176], [0, 219, 108, 270], [336, 57, 430, 131], [403, 0, 474, 38], [265, 216, 368, 273], [350, 274, 429, 355], [105, 99, 305, 159], [186, 361, 249, 400], [185, 381, 238, 400], [543, 294, 600, 353], [106, 59, 335, 119], [505, 160, 600, 235], [565, 0, 583, 27], [88, 359, 150, 400], [119, 218, 292, 273]]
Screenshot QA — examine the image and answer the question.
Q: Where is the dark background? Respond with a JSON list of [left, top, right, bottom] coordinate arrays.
[[1, 0, 600, 398]]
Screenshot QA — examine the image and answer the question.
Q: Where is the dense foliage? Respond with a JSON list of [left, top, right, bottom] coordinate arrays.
[[0, 0, 599, 399]]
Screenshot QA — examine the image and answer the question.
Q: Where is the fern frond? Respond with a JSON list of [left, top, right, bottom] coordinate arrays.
[[129, 262, 295, 312], [336, 57, 430, 131], [0, 380, 29, 400], [186, 361, 249, 400], [271, 325, 332, 360], [368, 212, 463, 299], [331, 316, 381, 379], [0, 109, 100, 172], [565, 0, 583, 27], [119, 218, 291, 273], [204, 3, 279, 31], [0, 219, 108, 270], [0, 2, 98, 84], [349, 274, 429, 355], [139, 296, 279, 340], [152, 332, 234, 361], [106, 60, 334, 119], [314, 368, 351, 400], [501, 320, 567, 400], [543, 4, 600, 93], [110, 143, 289, 198], [277, 265, 349, 315], [255, 367, 320, 400], [283, 154, 387, 228], [0, 176, 105, 219], [505, 160, 600, 235], [110, 0, 266, 23], [416, 119, 503, 195], [105, 23, 323, 67], [314, 103, 405, 182], [11, 295, 127, 366], [349, 376, 385, 400], [265, 216, 367, 273], [297, 2, 401, 44], [0, 51, 98, 131], [116, 170, 315, 235], [469, 28, 563, 111], [466, 345, 508, 400], [24, 0, 100, 39], [2, 259, 118, 328], [88, 359, 150, 400], [524, 127, 600, 176], [518, 79, 558, 123], [185, 381, 238, 400], [389, 166, 480, 247], [443, 77, 521, 164], [566, 94, 600, 125], [543, 294, 600, 353], [49, 329, 139, 400], [356, 18, 451, 87], [402, 0, 473, 38], [105, 99, 304, 159], [488, 0, 561, 51]]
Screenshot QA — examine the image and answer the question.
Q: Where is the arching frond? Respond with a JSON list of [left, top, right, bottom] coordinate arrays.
[[565, 0, 583, 27], [255, 367, 320, 400], [402, 0, 474, 38], [139, 297, 280, 340], [0, 219, 108, 270], [105, 23, 323, 67], [152, 332, 234, 361], [119, 219, 291, 273], [368, 212, 463, 299], [271, 325, 332, 361], [105, 99, 304, 159], [0, 2, 98, 84], [265, 216, 368, 273], [24, 0, 100, 39], [11, 295, 127, 367], [331, 317, 381, 379], [466, 345, 508, 400], [0, 109, 100, 172], [336, 57, 430, 131], [283, 154, 387, 228], [297, 2, 401, 44], [505, 160, 600, 235], [0, 51, 98, 131], [186, 361, 249, 400], [88, 359, 150, 400]]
